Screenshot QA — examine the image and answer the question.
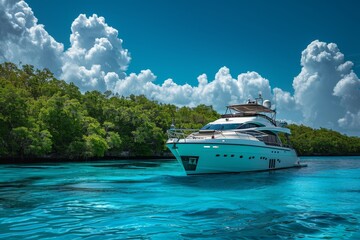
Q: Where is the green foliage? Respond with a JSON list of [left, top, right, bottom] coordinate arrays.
[[83, 134, 109, 158], [66, 140, 87, 159], [106, 131, 122, 150], [0, 62, 359, 160], [288, 124, 360, 156], [10, 125, 52, 158], [0, 83, 29, 128], [0, 62, 220, 159], [39, 94, 85, 153]]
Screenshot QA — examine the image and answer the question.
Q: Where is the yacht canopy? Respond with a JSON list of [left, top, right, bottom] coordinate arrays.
[[227, 104, 275, 113]]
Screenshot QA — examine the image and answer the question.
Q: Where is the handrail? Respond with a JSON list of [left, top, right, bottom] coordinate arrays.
[[167, 128, 199, 142], [167, 128, 229, 142]]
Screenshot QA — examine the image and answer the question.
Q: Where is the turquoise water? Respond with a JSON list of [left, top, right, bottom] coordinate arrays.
[[0, 157, 360, 239]]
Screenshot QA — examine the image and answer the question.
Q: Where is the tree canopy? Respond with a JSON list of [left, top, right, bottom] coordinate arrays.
[[0, 62, 219, 159], [287, 124, 360, 156], [0, 62, 359, 161]]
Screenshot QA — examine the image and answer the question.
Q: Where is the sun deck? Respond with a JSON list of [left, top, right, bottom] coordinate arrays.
[[222, 103, 277, 126], [227, 103, 275, 113]]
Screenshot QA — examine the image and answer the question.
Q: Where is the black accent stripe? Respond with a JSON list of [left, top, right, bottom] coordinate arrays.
[[167, 142, 293, 152]]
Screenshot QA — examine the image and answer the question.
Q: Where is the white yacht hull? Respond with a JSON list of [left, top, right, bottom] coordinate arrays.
[[167, 140, 299, 175]]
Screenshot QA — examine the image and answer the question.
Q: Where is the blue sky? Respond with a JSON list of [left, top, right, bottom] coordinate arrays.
[[26, 0, 360, 93], [1, 0, 360, 135]]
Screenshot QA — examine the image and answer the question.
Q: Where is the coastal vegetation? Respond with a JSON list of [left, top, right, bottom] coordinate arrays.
[[288, 124, 360, 156], [0, 62, 359, 161], [0, 62, 218, 160]]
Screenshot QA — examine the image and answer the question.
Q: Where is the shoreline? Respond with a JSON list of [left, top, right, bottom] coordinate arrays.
[[0, 155, 176, 164], [1, 154, 359, 164]]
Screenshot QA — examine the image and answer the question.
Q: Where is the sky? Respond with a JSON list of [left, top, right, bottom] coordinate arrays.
[[1, 0, 360, 135]]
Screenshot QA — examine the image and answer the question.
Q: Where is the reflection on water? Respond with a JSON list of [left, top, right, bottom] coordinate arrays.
[[0, 157, 360, 239]]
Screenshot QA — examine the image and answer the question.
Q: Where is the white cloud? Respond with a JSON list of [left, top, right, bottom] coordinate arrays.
[[199, 69, 272, 110], [271, 87, 304, 123], [333, 71, 360, 113], [273, 88, 295, 110], [112, 66, 274, 112], [293, 40, 360, 133], [0, 0, 64, 75], [338, 111, 360, 130], [114, 69, 157, 97], [61, 14, 131, 92]]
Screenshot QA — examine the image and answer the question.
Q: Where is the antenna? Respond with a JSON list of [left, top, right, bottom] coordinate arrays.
[[273, 90, 277, 112], [255, 92, 263, 105]]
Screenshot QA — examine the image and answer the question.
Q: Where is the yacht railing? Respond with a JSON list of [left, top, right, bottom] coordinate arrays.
[[167, 128, 230, 142], [167, 128, 198, 142]]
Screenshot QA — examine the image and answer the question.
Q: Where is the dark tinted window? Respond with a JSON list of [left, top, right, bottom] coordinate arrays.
[[201, 123, 241, 130], [201, 124, 222, 130], [238, 123, 262, 129], [222, 124, 241, 130]]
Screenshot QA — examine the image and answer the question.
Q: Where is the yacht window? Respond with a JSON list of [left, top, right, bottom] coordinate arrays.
[[222, 124, 241, 130], [238, 123, 262, 129], [201, 123, 241, 130], [201, 124, 222, 130], [260, 130, 282, 146]]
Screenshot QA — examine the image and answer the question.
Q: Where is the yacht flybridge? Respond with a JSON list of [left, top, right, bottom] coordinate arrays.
[[167, 95, 306, 175]]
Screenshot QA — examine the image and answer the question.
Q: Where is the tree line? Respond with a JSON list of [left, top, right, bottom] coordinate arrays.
[[0, 62, 359, 161], [288, 124, 360, 156], [0, 62, 219, 160]]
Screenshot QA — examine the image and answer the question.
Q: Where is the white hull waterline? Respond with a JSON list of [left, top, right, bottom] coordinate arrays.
[[166, 95, 306, 175]]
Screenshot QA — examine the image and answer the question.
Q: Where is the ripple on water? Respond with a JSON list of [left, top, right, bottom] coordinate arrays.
[[1, 158, 360, 239], [177, 207, 360, 239]]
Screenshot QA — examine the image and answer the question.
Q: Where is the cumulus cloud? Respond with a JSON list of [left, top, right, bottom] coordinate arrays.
[[0, 0, 64, 75], [338, 111, 360, 130], [333, 71, 360, 113], [271, 87, 304, 123], [61, 14, 131, 92], [112, 66, 273, 111], [114, 69, 157, 97], [293, 40, 360, 133], [0, 1, 130, 92]]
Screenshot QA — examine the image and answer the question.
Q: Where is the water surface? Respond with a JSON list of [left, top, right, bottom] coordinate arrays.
[[0, 157, 360, 239]]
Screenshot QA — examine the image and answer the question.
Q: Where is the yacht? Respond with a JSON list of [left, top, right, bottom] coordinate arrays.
[[166, 95, 306, 175]]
